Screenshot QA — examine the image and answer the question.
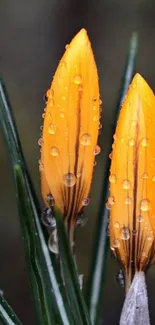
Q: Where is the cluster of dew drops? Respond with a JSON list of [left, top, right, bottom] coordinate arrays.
[[37, 69, 103, 253], [106, 133, 155, 258]]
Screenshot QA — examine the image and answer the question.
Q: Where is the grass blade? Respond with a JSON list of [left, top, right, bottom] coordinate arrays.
[[86, 32, 138, 325], [0, 295, 22, 325], [0, 78, 73, 325]]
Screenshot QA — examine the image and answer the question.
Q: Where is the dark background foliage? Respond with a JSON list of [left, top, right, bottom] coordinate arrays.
[[0, 1, 155, 324]]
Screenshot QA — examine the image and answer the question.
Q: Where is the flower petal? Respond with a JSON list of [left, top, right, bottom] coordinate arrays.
[[109, 73, 155, 285], [40, 29, 100, 229]]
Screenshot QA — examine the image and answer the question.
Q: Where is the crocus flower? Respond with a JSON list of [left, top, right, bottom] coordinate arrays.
[[39, 29, 101, 239], [109, 73, 155, 289]]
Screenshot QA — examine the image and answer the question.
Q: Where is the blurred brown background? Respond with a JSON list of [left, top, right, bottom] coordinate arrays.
[[1, 0, 155, 324]]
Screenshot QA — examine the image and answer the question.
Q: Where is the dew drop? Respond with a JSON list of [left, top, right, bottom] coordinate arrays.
[[50, 146, 59, 157], [152, 175, 155, 182], [48, 123, 57, 135], [128, 139, 135, 147], [38, 138, 43, 146], [137, 215, 144, 223], [65, 44, 69, 50], [48, 229, 59, 254], [93, 160, 97, 166], [93, 115, 98, 122], [142, 172, 148, 180], [99, 99, 102, 105], [46, 89, 54, 99], [49, 99, 54, 107], [113, 134, 117, 140], [120, 226, 130, 240], [108, 196, 115, 205], [61, 61, 66, 69], [60, 112, 65, 118], [140, 199, 151, 212], [122, 179, 130, 189], [98, 123, 102, 130], [77, 172, 82, 178], [147, 234, 153, 242], [114, 221, 120, 229], [41, 208, 56, 227], [82, 197, 90, 206], [94, 145, 101, 155], [76, 211, 88, 227], [125, 196, 132, 204], [47, 194, 55, 207], [105, 201, 112, 210], [109, 152, 113, 159], [116, 270, 125, 288], [109, 174, 117, 184], [73, 74, 82, 85], [80, 133, 91, 146], [93, 105, 97, 111], [113, 239, 120, 248], [141, 137, 148, 147], [38, 159, 44, 172], [42, 113, 45, 119], [63, 173, 76, 187]]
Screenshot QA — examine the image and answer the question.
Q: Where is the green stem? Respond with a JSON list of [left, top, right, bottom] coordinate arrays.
[[55, 210, 92, 325], [86, 32, 138, 325]]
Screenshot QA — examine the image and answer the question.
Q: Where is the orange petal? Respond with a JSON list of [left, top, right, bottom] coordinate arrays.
[[40, 29, 100, 229], [109, 73, 155, 287]]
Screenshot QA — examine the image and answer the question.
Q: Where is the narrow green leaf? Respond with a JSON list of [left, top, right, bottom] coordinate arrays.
[[0, 295, 22, 325], [86, 32, 138, 325], [55, 210, 92, 325], [0, 79, 73, 325]]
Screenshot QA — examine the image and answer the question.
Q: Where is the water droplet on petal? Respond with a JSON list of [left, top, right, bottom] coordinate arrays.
[[142, 173, 148, 179], [98, 123, 102, 130], [125, 196, 132, 204], [49, 99, 54, 107], [41, 208, 56, 227], [128, 139, 135, 147], [63, 173, 76, 187], [76, 211, 88, 227], [46, 89, 54, 99], [42, 113, 45, 118], [65, 44, 69, 50], [99, 99, 102, 105], [60, 112, 65, 118], [120, 226, 130, 240], [122, 179, 131, 189], [73, 75, 82, 85], [147, 234, 153, 242], [48, 123, 57, 135], [38, 138, 43, 146], [109, 152, 113, 159], [108, 196, 115, 205], [116, 270, 125, 288], [38, 159, 44, 172], [82, 197, 90, 206], [47, 194, 55, 206], [109, 174, 117, 184], [141, 137, 148, 147], [77, 172, 82, 178], [113, 134, 117, 140], [80, 133, 91, 146], [48, 229, 59, 254], [94, 145, 101, 155], [152, 175, 155, 182], [93, 115, 98, 122], [114, 221, 120, 228], [140, 199, 151, 212], [50, 146, 59, 157], [113, 239, 120, 248]]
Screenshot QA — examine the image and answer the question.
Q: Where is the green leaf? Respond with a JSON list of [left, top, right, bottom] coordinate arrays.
[[55, 210, 92, 325], [86, 32, 138, 325], [0, 295, 22, 325], [0, 79, 73, 325]]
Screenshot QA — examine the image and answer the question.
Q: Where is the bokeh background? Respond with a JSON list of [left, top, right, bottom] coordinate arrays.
[[1, 0, 155, 324]]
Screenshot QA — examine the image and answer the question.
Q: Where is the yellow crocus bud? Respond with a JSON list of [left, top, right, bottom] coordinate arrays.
[[109, 73, 155, 288], [40, 29, 101, 236]]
